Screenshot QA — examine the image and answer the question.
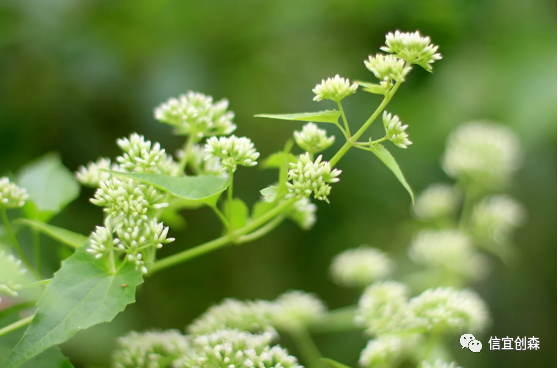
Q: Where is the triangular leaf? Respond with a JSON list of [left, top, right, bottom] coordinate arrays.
[[368, 142, 414, 203], [16, 219, 87, 249], [108, 172, 229, 204], [255, 110, 341, 124], [260, 186, 278, 203], [1, 244, 144, 367]]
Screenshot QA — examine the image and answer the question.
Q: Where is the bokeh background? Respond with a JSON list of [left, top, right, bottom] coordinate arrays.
[[0, 0, 556, 367]]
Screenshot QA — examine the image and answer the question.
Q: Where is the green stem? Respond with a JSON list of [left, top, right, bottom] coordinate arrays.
[[336, 100, 351, 136], [210, 205, 231, 230], [149, 198, 297, 274], [308, 306, 358, 333], [329, 80, 402, 167], [422, 331, 440, 361], [33, 229, 41, 277], [0, 314, 34, 338], [1, 208, 38, 279], [227, 169, 234, 233], [290, 328, 322, 368], [107, 248, 117, 275], [237, 214, 286, 244], [177, 135, 197, 175]]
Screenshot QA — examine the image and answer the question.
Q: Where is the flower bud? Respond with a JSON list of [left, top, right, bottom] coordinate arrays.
[[312, 74, 358, 102]]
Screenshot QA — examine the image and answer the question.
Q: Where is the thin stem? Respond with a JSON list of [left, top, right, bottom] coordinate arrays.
[[237, 214, 286, 244], [177, 135, 197, 174], [210, 205, 230, 230], [336, 100, 351, 136], [308, 306, 358, 333], [227, 170, 234, 233], [422, 331, 440, 361], [329, 80, 402, 167], [1, 208, 38, 279], [289, 328, 322, 368], [459, 184, 475, 231], [33, 229, 41, 277], [107, 248, 117, 275], [149, 198, 297, 274], [0, 315, 34, 337]]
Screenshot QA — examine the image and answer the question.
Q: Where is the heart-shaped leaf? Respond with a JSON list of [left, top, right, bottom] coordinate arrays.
[[255, 110, 341, 124], [368, 142, 414, 203]]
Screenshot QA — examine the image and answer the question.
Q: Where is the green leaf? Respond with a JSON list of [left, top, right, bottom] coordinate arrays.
[[260, 186, 278, 203], [320, 357, 350, 368], [368, 142, 415, 203], [255, 110, 341, 124], [354, 80, 387, 95], [252, 201, 276, 220], [1, 244, 144, 368], [108, 172, 229, 205], [17, 153, 80, 222], [222, 198, 249, 230], [16, 219, 87, 249], [261, 152, 297, 169]]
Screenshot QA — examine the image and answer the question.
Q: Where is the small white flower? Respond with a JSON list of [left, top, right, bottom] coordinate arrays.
[[286, 153, 341, 203], [312, 74, 358, 102], [330, 246, 394, 288], [154, 91, 236, 138], [409, 287, 490, 333], [205, 135, 260, 172], [116, 133, 177, 175], [382, 111, 412, 148], [413, 183, 460, 220], [75, 158, 113, 187], [287, 198, 317, 230], [272, 290, 326, 331], [293, 122, 335, 154], [359, 335, 421, 368], [0, 177, 28, 209], [409, 229, 489, 281], [442, 122, 522, 189], [471, 195, 526, 245], [0, 250, 30, 300], [365, 54, 411, 83], [381, 30, 442, 72]]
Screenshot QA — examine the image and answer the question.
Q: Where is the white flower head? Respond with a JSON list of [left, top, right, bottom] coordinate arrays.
[[471, 195, 526, 245], [112, 330, 191, 368], [286, 153, 341, 203], [116, 133, 177, 175], [75, 158, 114, 188], [187, 298, 275, 335], [383, 111, 412, 148], [413, 183, 460, 220], [312, 74, 358, 102], [293, 122, 335, 154], [381, 30, 442, 72], [272, 290, 326, 331], [409, 229, 489, 281], [0, 177, 28, 209], [442, 122, 522, 189], [409, 287, 490, 333], [359, 335, 421, 368], [287, 197, 317, 230], [355, 281, 413, 336], [154, 91, 236, 138], [205, 135, 260, 172], [365, 54, 411, 83], [0, 250, 31, 300], [330, 246, 394, 288]]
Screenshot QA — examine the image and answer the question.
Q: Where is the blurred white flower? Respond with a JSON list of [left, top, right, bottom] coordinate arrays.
[[312, 75, 358, 102], [294, 123, 335, 154], [413, 183, 460, 221], [330, 246, 394, 288], [187, 144, 224, 176], [381, 30, 442, 72], [286, 153, 341, 203], [287, 198, 317, 230], [471, 195, 526, 245], [272, 290, 327, 331], [75, 157, 113, 187], [205, 135, 260, 172], [420, 359, 461, 368], [0, 177, 28, 209], [359, 335, 421, 368], [0, 250, 30, 301], [382, 111, 412, 149]]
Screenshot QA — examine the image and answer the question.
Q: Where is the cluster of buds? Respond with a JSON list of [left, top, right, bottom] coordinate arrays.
[[382, 111, 412, 148], [75, 158, 113, 188], [186, 144, 223, 176], [0, 177, 28, 209], [286, 198, 317, 230], [154, 91, 236, 138], [286, 153, 341, 203], [0, 250, 30, 302], [205, 135, 260, 172], [293, 122, 335, 154], [365, 54, 411, 84], [312, 74, 358, 102], [330, 246, 394, 288], [381, 30, 442, 72], [116, 134, 178, 175]]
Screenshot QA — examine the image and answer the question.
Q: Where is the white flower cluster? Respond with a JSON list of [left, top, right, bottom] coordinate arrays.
[[471, 195, 525, 245], [381, 30, 442, 72], [187, 144, 223, 176], [365, 54, 411, 83], [0, 177, 28, 209], [286, 198, 317, 230], [409, 230, 488, 281], [286, 153, 341, 203], [187, 298, 275, 335], [293, 123, 335, 154], [79, 133, 177, 274], [312, 74, 358, 102], [205, 135, 260, 172], [382, 111, 412, 149], [330, 246, 394, 288], [442, 122, 522, 188], [75, 158, 113, 188], [413, 183, 460, 221], [409, 287, 490, 333], [112, 330, 190, 368], [154, 91, 236, 138], [359, 335, 421, 368], [0, 250, 30, 302], [271, 290, 327, 332]]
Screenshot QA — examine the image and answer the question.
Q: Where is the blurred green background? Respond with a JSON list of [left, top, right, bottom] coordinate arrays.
[[0, 0, 555, 367]]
